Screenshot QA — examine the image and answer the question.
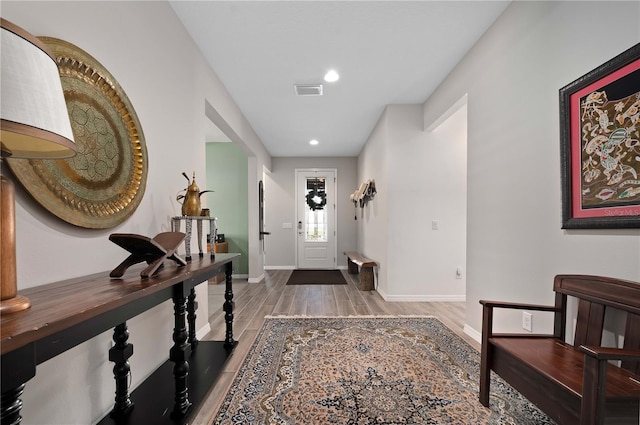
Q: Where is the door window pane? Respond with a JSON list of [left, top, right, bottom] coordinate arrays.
[[305, 178, 327, 242]]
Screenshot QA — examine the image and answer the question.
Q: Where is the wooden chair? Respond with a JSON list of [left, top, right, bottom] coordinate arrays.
[[479, 274, 640, 425]]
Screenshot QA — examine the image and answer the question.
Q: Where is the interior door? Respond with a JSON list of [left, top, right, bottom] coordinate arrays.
[[296, 169, 336, 269]]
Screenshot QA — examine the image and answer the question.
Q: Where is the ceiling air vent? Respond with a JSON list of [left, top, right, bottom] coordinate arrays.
[[294, 84, 323, 96]]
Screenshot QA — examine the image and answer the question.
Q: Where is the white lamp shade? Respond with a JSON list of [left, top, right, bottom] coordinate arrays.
[[1, 18, 75, 158]]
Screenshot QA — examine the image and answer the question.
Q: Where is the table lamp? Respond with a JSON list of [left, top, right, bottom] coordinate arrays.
[[1, 18, 76, 314]]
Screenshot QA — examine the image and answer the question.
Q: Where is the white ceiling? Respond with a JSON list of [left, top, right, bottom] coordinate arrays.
[[170, 1, 510, 157]]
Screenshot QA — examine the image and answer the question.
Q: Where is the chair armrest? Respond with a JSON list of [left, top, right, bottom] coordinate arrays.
[[579, 345, 640, 421], [480, 301, 560, 341], [579, 345, 640, 362], [479, 300, 558, 312]]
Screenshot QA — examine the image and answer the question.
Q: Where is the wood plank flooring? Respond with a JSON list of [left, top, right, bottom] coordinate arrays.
[[191, 269, 477, 424]]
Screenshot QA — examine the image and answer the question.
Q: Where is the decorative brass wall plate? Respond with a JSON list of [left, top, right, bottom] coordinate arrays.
[[6, 37, 148, 229]]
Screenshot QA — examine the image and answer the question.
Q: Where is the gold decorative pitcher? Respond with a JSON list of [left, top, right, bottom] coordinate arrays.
[[176, 172, 213, 216]]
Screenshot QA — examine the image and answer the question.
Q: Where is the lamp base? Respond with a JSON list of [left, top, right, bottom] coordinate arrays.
[[1, 172, 30, 315], [0, 295, 30, 314]]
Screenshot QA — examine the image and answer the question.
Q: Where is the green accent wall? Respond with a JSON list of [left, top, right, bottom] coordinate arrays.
[[206, 142, 249, 274]]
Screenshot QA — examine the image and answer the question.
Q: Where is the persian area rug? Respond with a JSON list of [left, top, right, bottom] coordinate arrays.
[[210, 316, 554, 425], [285, 269, 347, 285]]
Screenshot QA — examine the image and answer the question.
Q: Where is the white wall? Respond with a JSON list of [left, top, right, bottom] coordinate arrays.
[[357, 112, 390, 293], [1, 2, 270, 424], [357, 104, 467, 301], [264, 157, 357, 269], [420, 1, 640, 337], [386, 104, 467, 301]]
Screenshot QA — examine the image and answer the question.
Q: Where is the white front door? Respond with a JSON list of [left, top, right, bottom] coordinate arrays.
[[296, 169, 336, 269]]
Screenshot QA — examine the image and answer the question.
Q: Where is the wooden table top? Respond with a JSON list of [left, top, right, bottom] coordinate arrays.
[[1, 253, 238, 355]]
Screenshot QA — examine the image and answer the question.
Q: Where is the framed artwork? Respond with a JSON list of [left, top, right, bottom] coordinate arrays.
[[559, 43, 640, 229]]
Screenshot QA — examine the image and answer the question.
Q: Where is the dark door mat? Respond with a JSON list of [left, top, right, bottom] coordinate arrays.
[[286, 269, 347, 285]]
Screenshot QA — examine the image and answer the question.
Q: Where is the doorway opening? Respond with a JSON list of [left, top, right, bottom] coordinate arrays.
[[204, 115, 249, 278]]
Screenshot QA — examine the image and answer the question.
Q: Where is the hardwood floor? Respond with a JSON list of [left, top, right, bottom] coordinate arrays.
[[191, 269, 478, 424]]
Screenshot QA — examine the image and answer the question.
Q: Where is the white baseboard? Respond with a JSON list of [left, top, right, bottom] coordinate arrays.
[[248, 273, 265, 283], [264, 265, 295, 270], [196, 323, 211, 340], [381, 294, 466, 302], [463, 324, 482, 344]]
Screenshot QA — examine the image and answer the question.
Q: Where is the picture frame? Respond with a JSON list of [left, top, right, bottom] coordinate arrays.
[[559, 43, 640, 229]]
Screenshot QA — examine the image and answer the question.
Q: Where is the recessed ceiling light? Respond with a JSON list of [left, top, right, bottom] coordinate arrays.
[[309, 139, 319, 146], [324, 70, 339, 83]]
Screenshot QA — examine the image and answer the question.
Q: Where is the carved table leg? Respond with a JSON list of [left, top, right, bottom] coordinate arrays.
[[223, 262, 235, 348], [187, 287, 198, 348], [170, 289, 192, 418], [1, 344, 35, 425], [1, 384, 25, 425], [109, 323, 134, 417]]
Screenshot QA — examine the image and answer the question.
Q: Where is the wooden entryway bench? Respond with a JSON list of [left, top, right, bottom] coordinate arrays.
[[479, 274, 640, 425], [344, 251, 377, 291]]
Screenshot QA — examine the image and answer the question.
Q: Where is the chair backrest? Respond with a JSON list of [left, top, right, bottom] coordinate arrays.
[[553, 274, 640, 375]]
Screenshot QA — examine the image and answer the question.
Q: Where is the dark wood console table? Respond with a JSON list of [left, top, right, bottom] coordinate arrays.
[[1, 253, 239, 425]]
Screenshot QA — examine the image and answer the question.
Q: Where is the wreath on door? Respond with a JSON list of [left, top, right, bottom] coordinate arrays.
[[306, 178, 327, 210]]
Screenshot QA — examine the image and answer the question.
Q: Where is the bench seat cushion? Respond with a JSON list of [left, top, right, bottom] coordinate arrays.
[[490, 337, 640, 399]]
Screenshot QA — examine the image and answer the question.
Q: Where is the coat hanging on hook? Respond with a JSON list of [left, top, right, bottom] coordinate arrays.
[[349, 179, 377, 219]]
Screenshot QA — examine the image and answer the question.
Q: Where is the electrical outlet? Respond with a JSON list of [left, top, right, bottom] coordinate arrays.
[[455, 267, 463, 279], [522, 312, 532, 332], [431, 220, 439, 230]]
